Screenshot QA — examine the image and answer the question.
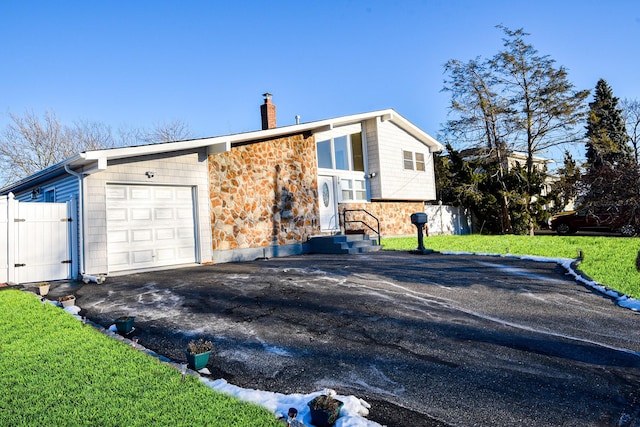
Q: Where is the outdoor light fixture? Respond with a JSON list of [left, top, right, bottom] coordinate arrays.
[[367, 172, 377, 179], [145, 171, 155, 178], [31, 188, 41, 199]]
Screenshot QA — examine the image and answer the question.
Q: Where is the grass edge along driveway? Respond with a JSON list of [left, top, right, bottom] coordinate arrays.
[[0, 290, 282, 427]]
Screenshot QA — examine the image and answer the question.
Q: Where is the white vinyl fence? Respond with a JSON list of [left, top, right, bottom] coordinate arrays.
[[0, 193, 74, 284], [424, 204, 471, 235]]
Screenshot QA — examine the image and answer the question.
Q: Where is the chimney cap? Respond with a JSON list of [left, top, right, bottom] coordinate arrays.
[[262, 92, 272, 100]]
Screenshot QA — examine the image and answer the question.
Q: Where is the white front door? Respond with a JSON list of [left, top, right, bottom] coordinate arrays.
[[318, 175, 339, 231], [106, 184, 196, 272]]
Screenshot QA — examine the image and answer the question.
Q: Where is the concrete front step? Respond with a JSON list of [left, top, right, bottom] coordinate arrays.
[[309, 234, 381, 255]]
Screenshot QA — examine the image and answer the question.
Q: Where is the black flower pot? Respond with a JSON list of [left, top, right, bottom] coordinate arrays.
[[307, 396, 343, 427]]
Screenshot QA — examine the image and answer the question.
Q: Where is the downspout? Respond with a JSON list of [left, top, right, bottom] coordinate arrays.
[[64, 165, 85, 277]]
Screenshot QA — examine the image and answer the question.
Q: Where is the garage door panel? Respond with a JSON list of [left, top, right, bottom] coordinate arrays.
[[107, 208, 128, 221], [156, 248, 177, 261], [109, 230, 129, 243], [155, 208, 174, 220], [177, 246, 194, 259], [132, 229, 153, 242], [177, 227, 194, 239], [107, 184, 196, 272], [176, 188, 192, 199], [109, 252, 130, 267], [106, 187, 127, 200], [132, 208, 152, 221], [131, 188, 151, 199], [177, 208, 193, 219], [154, 188, 173, 199], [132, 250, 154, 264], [156, 228, 175, 240]]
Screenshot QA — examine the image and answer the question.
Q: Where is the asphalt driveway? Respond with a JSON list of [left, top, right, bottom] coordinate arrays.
[[43, 251, 640, 426]]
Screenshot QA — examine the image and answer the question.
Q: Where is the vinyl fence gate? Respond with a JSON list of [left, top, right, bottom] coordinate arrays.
[[0, 193, 75, 284]]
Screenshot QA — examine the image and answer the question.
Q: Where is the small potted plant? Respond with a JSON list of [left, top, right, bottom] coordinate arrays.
[[307, 394, 343, 427], [37, 282, 50, 296], [58, 295, 76, 307], [185, 338, 214, 370], [114, 316, 135, 334]]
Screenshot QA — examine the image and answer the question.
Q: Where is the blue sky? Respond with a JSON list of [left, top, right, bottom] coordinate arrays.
[[2, 1, 640, 163]]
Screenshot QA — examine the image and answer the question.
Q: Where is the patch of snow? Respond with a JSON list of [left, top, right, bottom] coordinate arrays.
[[201, 379, 380, 427], [64, 305, 81, 315]]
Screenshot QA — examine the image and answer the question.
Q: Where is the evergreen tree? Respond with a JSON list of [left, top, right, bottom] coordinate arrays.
[[584, 79, 632, 169], [581, 80, 640, 232], [547, 151, 580, 213]]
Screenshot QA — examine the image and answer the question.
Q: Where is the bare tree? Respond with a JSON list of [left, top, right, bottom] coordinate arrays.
[[119, 119, 193, 146], [621, 98, 640, 163], [443, 57, 515, 232], [441, 26, 590, 235], [0, 110, 116, 185], [0, 111, 194, 186]]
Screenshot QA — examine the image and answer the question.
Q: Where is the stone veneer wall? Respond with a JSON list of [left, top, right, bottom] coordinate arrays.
[[339, 201, 425, 237], [209, 134, 319, 251]]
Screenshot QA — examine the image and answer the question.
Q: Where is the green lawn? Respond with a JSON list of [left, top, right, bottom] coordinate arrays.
[[382, 235, 640, 299], [0, 290, 281, 427]]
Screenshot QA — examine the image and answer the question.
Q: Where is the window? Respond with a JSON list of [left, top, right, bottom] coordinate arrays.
[[415, 153, 425, 171], [44, 189, 55, 202], [317, 140, 332, 169], [403, 150, 414, 170], [316, 133, 365, 172], [403, 150, 426, 172], [351, 133, 364, 171], [340, 178, 367, 201], [317, 132, 368, 202], [334, 136, 349, 170]]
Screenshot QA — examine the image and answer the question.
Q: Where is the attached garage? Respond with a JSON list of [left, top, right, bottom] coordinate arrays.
[[106, 184, 197, 272]]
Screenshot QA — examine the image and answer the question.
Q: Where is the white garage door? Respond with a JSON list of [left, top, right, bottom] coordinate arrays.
[[106, 184, 196, 272]]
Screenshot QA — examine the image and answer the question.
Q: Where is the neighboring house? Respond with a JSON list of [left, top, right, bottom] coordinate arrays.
[[460, 148, 554, 174], [1, 95, 443, 280]]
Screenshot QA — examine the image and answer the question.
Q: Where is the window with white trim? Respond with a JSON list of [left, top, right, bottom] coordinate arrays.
[[317, 132, 367, 202], [416, 152, 425, 171], [403, 150, 426, 171], [403, 150, 414, 170], [316, 133, 365, 172], [340, 178, 367, 202]]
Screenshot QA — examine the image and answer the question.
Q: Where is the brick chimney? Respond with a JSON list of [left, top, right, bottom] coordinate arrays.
[[260, 93, 276, 130]]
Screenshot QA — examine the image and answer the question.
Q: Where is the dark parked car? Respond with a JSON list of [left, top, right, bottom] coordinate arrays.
[[548, 206, 637, 236]]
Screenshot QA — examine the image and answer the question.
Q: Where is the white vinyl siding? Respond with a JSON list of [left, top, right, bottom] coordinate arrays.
[[367, 118, 437, 201], [84, 150, 211, 274]]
